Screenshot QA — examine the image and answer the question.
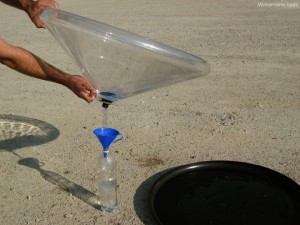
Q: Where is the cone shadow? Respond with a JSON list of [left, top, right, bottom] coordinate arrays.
[[0, 114, 60, 152]]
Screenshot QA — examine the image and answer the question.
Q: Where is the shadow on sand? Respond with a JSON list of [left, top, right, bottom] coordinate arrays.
[[133, 168, 174, 225], [0, 114, 59, 151], [18, 157, 101, 210], [0, 114, 101, 211]]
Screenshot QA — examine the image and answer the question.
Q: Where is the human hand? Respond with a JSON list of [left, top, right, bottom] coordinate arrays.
[[26, 0, 59, 28], [65, 75, 97, 103]]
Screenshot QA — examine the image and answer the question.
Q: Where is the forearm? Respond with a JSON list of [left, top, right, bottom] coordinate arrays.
[[0, 41, 70, 86]]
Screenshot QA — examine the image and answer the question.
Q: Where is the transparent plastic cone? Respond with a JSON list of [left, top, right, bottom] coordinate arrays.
[[40, 8, 210, 105]]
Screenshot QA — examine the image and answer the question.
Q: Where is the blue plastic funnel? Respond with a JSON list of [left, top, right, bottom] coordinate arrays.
[[93, 127, 123, 157]]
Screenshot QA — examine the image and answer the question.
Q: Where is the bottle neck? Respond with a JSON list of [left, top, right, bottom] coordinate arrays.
[[103, 149, 109, 158]]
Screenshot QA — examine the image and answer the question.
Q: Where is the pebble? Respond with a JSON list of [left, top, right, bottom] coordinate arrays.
[[26, 196, 31, 200], [64, 214, 73, 218]]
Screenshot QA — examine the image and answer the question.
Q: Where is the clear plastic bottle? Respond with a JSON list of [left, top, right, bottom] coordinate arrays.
[[98, 150, 118, 212]]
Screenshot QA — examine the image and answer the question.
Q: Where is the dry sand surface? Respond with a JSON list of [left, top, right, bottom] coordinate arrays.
[[0, 0, 299, 224]]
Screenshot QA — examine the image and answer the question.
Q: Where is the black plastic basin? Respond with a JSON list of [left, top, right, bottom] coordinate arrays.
[[150, 161, 300, 225]]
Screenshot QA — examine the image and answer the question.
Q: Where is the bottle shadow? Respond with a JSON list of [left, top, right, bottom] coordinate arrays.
[[0, 114, 101, 211], [18, 157, 101, 210]]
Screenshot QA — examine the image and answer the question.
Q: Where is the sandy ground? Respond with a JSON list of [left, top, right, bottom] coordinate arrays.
[[0, 0, 299, 224]]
